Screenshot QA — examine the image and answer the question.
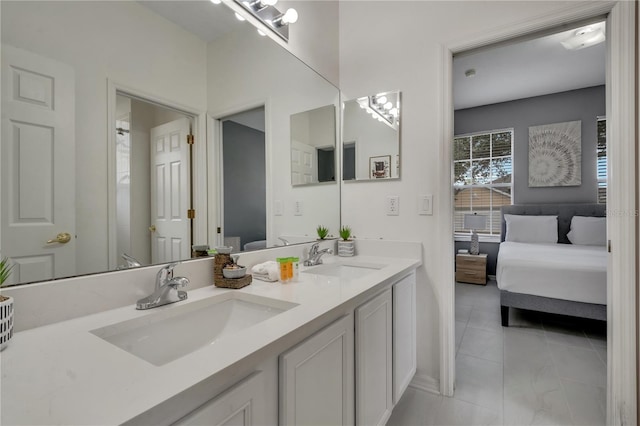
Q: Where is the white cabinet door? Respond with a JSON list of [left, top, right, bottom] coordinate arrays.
[[173, 372, 266, 426], [279, 314, 354, 426], [393, 271, 417, 404], [356, 289, 393, 426]]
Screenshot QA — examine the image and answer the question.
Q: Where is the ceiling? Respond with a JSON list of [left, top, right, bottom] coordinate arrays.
[[138, 0, 239, 42], [453, 21, 606, 110], [139, 2, 605, 112]]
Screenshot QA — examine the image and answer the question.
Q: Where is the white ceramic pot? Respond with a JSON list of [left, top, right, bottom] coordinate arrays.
[[0, 296, 14, 351], [338, 240, 355, 257]]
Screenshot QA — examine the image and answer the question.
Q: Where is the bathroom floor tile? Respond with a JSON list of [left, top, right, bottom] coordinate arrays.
[[459, 326, 504, 363], [387, 387, 442, 426], [562, 378, 606, 426], [454, 354, 503, 413], [548, 342, 606, 388], [435, 396, 502, 426]]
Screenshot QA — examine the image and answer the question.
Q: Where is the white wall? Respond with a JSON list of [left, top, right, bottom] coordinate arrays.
[[338, 0, 605, 390], [1, 1, 208, 276], [207, 27, 340, 244]]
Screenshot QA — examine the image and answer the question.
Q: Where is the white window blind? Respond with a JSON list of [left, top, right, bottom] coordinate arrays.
[[453, 129, 513, 236]]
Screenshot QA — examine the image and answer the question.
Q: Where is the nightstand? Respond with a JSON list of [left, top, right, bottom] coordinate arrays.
[[455, 253, 488, 285]]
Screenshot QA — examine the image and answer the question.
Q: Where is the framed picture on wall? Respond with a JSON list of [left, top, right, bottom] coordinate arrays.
[[370, 155, 391, 179]]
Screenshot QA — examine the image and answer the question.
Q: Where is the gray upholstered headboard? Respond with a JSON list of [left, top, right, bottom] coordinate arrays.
[[500, 204, 606, 243]]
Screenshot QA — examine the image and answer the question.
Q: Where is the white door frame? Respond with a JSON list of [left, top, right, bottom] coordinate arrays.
[[106, 80, 207, 269], [207, 100, 270, 249], [438, 2, 636, 425]]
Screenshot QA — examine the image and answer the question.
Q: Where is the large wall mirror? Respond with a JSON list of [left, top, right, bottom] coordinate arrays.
[[342, 91, 401, 181], [0, 1, 340, 286]]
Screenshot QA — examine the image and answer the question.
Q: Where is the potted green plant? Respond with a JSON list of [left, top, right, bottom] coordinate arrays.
[[338, 226, 355, 257], [0, 257, 14, 351], [316, 225, 329, 240]]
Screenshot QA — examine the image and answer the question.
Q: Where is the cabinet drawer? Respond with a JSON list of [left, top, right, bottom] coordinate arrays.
[[456, 256, 486, 266], [455, 268, 486, 285]]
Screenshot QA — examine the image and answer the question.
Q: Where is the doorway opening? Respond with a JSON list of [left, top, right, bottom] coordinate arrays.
[[113, 93, 195, 268], [219, 106, 267, 253], [451, 20, 608, 424]]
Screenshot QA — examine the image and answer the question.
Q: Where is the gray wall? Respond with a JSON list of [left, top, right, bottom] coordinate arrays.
[[454, 85, 605, 204], [223, 121, 266, 250]]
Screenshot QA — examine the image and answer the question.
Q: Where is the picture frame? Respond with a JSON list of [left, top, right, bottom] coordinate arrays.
[[370, 155, 391, 179]]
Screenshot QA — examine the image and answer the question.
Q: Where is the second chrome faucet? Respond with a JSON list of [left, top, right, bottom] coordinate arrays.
[[303, 242, 333, 266], [136, 262, 189, 310]]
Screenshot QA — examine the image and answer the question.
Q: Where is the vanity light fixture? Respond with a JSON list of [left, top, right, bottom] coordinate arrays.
[[234, 0, 298, 42], [234, 12, 246, 21], [356, 93, 400, 130], [210, 0, 222, 4]]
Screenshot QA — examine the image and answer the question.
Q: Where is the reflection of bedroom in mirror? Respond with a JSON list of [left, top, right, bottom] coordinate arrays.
[[219, 107, 267, 253], [452, 20, 607, 423]]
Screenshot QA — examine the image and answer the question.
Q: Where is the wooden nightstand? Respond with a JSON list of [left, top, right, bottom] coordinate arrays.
[[455, 253, 488, 285]]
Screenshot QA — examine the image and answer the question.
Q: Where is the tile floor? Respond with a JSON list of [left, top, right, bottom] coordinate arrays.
[[387, 280, 607, 426]]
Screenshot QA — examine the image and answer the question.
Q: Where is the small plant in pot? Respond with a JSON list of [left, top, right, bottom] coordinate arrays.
[[0, 257, 15, 351], [338, 226, 356, 257], [316, 225, 329, 240]]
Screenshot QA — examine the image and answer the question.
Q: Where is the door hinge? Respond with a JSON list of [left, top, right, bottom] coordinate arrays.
[[187, 209, 195, 219], [217, 227, 221, 234], [187, 134, 195, 145]]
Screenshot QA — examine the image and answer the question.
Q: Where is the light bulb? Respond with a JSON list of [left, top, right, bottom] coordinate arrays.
[[235, 12, 246, 21], [210, 0, 221, 4], [282, 8, 298, 24], [257, 29, 266, 36], [384, 102, 392, 110], [389, 107, 398, 116], [263, 0, 278, 5], [377, 96, 387, 105]]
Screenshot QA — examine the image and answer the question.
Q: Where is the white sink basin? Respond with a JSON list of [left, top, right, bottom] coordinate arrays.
[[91, 293, 297, 366], [303, 262, 386, 280]]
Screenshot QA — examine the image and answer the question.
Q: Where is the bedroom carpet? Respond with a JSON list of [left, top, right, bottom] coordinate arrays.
[[387, 279, 606, 426]]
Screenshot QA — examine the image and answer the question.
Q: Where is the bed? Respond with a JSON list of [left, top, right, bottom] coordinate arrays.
[[498, 204, 607, 327]]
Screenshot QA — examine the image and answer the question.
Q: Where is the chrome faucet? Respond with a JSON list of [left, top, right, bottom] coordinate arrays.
[[278, 237, 290, 246], [303, 242, 333, 266], [119, 253, 141, 269], [136, 262, 189, 310]]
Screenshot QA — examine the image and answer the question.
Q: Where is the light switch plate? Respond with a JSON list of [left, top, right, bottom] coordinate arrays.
[[386, 196, 399, 216], [274, 200, 283, 216], [294, 200, 303, 216], [418, 195, 433, 215]]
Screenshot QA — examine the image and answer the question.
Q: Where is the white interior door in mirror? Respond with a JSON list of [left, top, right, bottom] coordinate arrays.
[[1, 45, 75, 284], [342, 91, 401, 181], [290, 104, 336, 186], [150, 117, 191, 264]]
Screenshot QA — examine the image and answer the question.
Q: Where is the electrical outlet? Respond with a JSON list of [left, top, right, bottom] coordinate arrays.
[[418, 194, 433, 215], [294, 200, 303, 216], [386, 196, 399, 216]]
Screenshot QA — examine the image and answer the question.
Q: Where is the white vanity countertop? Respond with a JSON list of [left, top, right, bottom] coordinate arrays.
[[1, 255, 420, 425]]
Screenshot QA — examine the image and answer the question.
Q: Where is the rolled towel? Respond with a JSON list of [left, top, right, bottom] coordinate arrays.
[[251, 261, 279, 281]]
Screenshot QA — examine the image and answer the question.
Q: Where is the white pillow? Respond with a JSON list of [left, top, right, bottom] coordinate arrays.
[[504, 214, 558, 244], [567, 216, 606, 246]]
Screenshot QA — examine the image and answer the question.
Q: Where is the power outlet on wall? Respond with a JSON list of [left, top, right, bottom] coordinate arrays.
[[386, 196, 399, 216]]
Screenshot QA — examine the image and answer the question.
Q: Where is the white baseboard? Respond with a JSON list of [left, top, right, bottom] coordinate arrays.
[[409, 373, 440, 395], [488, 274, 496, 281]]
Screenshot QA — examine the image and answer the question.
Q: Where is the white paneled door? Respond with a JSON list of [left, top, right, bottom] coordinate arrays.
[[150, 117, 191, 264], [1, 45, 75, 284]]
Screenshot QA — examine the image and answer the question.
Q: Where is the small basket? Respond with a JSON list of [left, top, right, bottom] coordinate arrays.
[[214, 254, 252, 289], [0, 296, 14, 351]]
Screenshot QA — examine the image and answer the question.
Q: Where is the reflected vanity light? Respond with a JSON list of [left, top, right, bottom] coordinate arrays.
[[235, 0, 298, 42], [356, 93, 399, 130]]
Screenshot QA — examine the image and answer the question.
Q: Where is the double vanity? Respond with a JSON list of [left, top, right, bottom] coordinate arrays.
[[1, 242, 420, 425]]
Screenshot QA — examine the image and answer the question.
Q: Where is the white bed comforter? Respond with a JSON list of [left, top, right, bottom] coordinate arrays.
[[496, 242, 607, 305]]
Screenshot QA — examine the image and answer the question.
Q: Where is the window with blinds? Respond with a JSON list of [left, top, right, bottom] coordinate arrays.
[[597, 118, 606, 204], [453, 129, 513, 236]]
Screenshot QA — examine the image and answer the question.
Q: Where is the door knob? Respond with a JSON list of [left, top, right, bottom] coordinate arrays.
[[46, 232, 72, 244], [149, 225, 156, 232]]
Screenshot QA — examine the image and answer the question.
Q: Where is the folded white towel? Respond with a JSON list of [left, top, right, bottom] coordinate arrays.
[[251, 261, 279, 281], [252, 272, 278, 283]]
